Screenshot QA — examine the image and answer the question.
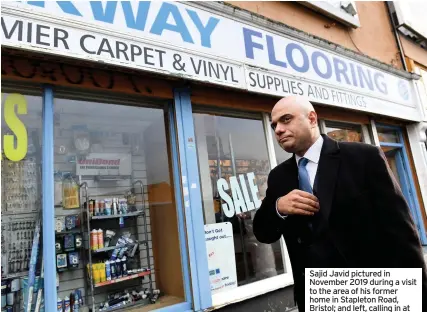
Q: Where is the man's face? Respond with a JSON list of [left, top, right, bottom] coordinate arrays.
[[270, 103, 315, 154]]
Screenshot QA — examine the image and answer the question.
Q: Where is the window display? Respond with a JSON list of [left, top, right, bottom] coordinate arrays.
[[53, 94, 185, 311], [1, 90, 43, 312], [194, 111, 285, 291]]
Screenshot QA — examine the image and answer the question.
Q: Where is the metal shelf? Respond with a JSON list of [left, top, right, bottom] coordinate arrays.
[[98, 298, 150, 312], [94, 271, 151, 288], [90, 211, 144, 220], [55, 228, 81, 235], [92, 241, 146, 254], [92, 245, 126, 253]]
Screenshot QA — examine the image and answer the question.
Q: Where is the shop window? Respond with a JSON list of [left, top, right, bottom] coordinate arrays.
[[376, 126, 400, 144], [53, 94, 185, 311], [1, 90, 43, 310], [194, 111, 284, 293], [324, 121, 364, 142]]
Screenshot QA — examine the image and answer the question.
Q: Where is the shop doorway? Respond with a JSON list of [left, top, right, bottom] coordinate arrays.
[[377, 125, 427, 245]]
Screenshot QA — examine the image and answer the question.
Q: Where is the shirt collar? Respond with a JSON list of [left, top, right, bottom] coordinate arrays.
[[295, 135, 324, 165]]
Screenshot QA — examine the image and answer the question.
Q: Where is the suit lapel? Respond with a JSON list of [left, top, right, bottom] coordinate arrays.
[[315, 135, 341, 223], [281, 156, 299, 192]]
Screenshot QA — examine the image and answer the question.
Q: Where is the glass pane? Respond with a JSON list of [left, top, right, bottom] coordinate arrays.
[[1, 92, 43, 281], [194, 112, 284, 290], [325, 121, 363, 142], [376, 126, 400, 143], [53, 97, 184, 310], [381, 146, 402, 188]]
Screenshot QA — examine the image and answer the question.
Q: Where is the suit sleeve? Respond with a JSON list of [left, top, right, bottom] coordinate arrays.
[[366, 147, 427, 299], [253, 170, 287, 244]]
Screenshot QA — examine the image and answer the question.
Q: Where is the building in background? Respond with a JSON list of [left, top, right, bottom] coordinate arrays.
[[1, 1, 426, 312], [387, 3, 427, 258]]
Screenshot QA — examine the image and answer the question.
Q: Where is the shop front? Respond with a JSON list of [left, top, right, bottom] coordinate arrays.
[[2, 1, 427, 312]]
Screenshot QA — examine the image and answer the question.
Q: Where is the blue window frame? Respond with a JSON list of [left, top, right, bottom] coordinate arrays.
[[377, 124, 427, 245], [38, 86, 202, 312]]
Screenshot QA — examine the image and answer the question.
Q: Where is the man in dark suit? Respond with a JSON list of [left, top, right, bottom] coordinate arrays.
[[253, 96, 427, 312]]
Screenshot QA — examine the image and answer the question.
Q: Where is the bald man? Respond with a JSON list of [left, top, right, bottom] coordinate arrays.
[[253, 96, 427, 311]]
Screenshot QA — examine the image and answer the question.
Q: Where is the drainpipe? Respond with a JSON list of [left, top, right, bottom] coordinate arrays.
[[386, 1, 408, 72]]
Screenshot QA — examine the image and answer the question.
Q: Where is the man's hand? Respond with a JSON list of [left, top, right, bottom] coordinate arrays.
[[277, 190, 319, 216]]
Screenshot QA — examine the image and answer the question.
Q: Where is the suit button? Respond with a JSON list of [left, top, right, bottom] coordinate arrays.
[[297, 237, 302, 244]]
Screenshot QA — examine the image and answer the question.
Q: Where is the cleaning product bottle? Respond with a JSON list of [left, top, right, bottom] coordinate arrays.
[[97, 229, 104, 249], [100, 262, 106, 282], [91, 229, 98, 250], [105, 260, 111, 281]]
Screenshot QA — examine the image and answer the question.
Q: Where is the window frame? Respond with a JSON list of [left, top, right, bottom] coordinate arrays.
[[190, 105, 294, 308]]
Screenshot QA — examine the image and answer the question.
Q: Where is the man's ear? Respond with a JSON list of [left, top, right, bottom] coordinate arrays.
[[309, 111, 318, 127]]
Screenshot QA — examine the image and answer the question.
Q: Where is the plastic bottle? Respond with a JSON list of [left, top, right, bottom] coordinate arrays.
[[97, 229, 104, 249], [100, 262, 106, 282], [91, 229, 98, 250], [105, 260, 111, 281]]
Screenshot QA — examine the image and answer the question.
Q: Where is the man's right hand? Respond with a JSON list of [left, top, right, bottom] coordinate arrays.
[[277, 190, 320, 216]]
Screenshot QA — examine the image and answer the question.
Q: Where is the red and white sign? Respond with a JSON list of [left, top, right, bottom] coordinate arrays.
[[76, 153, 132, 176]]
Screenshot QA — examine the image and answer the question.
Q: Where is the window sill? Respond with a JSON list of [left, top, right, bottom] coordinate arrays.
[[211, 273, 294, 309]]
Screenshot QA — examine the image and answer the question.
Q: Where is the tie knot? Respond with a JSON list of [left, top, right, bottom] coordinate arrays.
[[298, 157, 309, 167]]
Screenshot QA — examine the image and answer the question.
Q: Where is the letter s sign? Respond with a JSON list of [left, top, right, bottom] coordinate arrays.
[[2, 93, 28, 161]]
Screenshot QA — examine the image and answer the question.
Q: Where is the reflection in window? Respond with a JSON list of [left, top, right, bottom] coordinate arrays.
[[194, 112, 284, 289], [1, 92, 43, 279], [325, 121, 363, 142], [376, 126, 400, 143]]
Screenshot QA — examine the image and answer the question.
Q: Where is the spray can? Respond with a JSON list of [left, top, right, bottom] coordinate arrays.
[[73, 290, 80, 312], [57, 298, 63, 312], [64, 296, 71, 312], [115, 259, 122, 278], [97, 229, 104, 249], [89, 200, 94, 217], [105, 260, 111, 281], [121, 257, 127, 276], [91, 229, 98, 250], [94, 200, 100, 216], [110, 260, 116, 280], [112, 198, 118, 215]]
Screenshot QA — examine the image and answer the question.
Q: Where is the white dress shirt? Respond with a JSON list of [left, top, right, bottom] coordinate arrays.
[[276, 135, 324, 219]]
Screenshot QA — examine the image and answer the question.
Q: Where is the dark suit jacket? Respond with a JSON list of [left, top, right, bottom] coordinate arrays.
[[253, 135, 427, 306]]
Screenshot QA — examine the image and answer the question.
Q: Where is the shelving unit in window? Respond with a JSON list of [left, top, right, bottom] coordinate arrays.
[[80, 180, 154, 312]]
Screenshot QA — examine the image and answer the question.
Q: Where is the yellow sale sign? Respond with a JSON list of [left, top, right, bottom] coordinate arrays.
[[2, 93, 28, 161]]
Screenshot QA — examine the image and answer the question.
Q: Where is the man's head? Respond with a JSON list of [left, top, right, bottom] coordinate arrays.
[[271, 96, 320, 156]]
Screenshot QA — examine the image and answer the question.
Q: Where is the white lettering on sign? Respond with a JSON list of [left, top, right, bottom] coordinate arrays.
[[217, 172, 261, 217]]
